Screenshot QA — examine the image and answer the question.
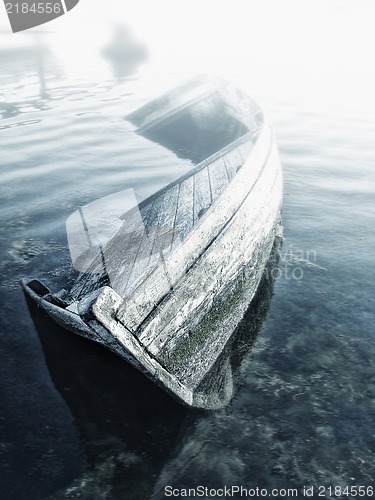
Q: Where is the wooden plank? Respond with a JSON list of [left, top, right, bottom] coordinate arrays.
[[120, 230, 153, 298], [150, 184, 179, 259], [87, 138, 281, 403], [101, 205, 150, 298], [116, 184, 180, 327], [171, 175, 194, 250], [136, 120, 272, 343], [67, 207, 141, 300], [112, 201, 156, 298], [68, 200, 155, 301], [193, 166, 212, 224], [223, 147, 243, 180], [68, 258, 107, 301], [141, 143, 282, 360], [117, 200, 160, 298], [92, 286, 194, 406], [208, 156, 229, 202], [145, 183, 179, 270], [117, 262, 173, 333], [116, 119, 272, 334]]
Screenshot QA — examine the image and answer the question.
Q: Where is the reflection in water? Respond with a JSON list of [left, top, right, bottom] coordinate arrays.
[[24, 241, 279, 497], [0, 36, 62, 125], [0, 40, 53, 98], [102, 25, 148, 81], [0, 100, 19, 119]]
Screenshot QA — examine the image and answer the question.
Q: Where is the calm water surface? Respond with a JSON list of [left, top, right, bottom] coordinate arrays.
[[1, 14, 375, 499]]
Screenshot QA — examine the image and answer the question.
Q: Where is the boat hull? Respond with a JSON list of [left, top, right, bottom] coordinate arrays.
[[22, 78, 283, 408], [23, 136, 282, 409]]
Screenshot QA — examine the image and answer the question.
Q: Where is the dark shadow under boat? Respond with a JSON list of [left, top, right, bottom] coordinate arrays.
[[24, 292, 188, 498]]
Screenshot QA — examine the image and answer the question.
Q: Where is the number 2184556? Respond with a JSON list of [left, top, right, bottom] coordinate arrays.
[[318, 485, 373, 497], [5, 3, 62, 14]]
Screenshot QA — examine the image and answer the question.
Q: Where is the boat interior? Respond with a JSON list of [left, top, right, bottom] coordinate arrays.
[[59, 80, 263, 309]]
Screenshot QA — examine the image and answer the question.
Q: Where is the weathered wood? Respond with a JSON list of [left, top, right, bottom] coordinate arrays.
[[117, 266, 172, 333], [114, 229, 151, 299], [208, 157, 230, 201], [106, 229, 146, 299], [89, 144, 282, 400], [223, 146, 243, 180], [115, 185, 181, 330], [22, 76, 282, 409], [139, 143, 281, 360], [92, 287, 194, 405], [74, 125, 270, 333], [123, 188, 176, 297], [97, 200, 155, 299], [129, 124, 271, 337], [147, 183, 180, 262], [193, 165, 212, 223], [171, 175, 194, 251], [68, 199, 155, 301]]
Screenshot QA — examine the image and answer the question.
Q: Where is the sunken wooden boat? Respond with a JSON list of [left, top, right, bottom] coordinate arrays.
[[23, 76, 283, 409]]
